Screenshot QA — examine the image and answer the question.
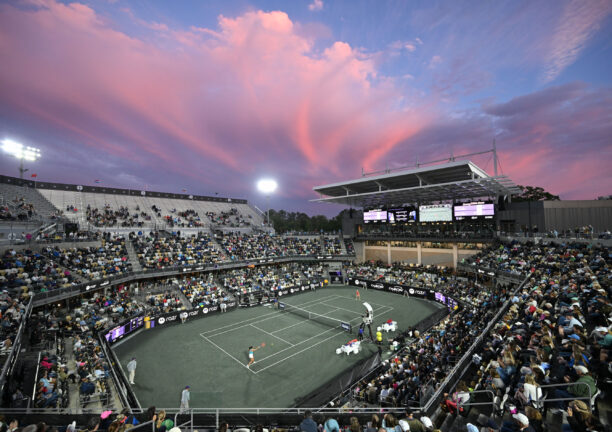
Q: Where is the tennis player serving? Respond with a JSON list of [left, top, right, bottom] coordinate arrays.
[[247, 343, 265, 368]]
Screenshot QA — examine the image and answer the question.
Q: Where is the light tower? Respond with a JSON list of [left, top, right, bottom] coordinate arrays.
[[2, 139, 41, 179], [257, 178, 277, 227]]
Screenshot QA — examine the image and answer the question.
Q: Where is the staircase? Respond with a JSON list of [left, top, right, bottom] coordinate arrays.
[[124, 239, 142, 272], [209, 233, 229, 261], [339, 234, 348, 254], [172, 284, 193, 309]]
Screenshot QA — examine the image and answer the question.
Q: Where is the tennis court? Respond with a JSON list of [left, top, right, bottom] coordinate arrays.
[[113, 286, 442, 408]]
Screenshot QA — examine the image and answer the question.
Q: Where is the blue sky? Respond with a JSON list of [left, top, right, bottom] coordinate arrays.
[[0, 0, 611, 215]]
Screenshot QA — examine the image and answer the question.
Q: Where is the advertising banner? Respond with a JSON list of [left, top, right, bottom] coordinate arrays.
[[346, 278, 459, 310]]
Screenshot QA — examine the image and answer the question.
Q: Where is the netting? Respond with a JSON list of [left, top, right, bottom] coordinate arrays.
[[278, 302, 352, 333]]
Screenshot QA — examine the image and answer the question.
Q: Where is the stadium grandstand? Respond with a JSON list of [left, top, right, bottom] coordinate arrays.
[[0, 153, 610, 432]]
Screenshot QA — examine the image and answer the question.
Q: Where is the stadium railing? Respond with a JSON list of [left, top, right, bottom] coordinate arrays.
[[0, 407, 407, 428], [0, 297, 33, 395], [31, 254, 357, 307], [420, 272, 532, 417]]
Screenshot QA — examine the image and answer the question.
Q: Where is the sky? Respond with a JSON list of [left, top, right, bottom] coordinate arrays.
[[0, 0, 611, 215]]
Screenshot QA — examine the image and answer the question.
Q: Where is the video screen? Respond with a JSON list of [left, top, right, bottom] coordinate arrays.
[[454, 202, 495, 220], [104, 315, 145, 344], [418, 204, 452, 222], [388, 207, 417, 224], [434, 291, 447, 303], [363, 209, 388, 224]]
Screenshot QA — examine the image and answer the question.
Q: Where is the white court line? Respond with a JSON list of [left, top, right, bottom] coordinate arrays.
[[253, 304, 391, 365], [269, 308, 338, 334], [253, 311, 342, 362], [200, 295, 341, 337], [200, 294, 339, 335], [254, 304, 396, 373], [250, 324, 294, 346], [253, 326, 340, 366], [319, 301, 371, 316], [331, 295, 390, 310], [254, 330, 347, 374], [202, 293, 395, 375], [200, 334, 256, 375]]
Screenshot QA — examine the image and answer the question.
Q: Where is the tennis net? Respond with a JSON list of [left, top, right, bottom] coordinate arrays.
[[278, 302, 352, 333]]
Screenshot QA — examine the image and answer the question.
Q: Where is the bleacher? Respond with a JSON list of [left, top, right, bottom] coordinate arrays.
[[37, 188, 264, 229]]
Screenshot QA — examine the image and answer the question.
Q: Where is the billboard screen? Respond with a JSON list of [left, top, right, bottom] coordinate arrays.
[[454, 202, 495, 220], [388, 207, 417, 224], [364, 209, 388, 224], [419, 204, 452, 222]]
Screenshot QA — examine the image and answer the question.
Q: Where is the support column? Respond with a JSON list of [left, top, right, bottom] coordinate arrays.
[[452, 244, 458, 269], [417, 242, 422, 265], [362, 244, 366, 262], [387, 241, 392, 265]]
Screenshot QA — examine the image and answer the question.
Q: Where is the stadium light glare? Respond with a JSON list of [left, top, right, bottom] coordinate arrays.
[[2, 138, 41, 178], [257, 178, 278, 228], [257, 179, 278, 194]]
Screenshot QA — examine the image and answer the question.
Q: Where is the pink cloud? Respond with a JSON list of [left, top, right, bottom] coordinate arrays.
[[0, 0, 430, 198], [308, 0, 324, 12]]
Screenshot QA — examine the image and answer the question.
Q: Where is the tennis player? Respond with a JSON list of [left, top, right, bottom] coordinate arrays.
[[355, 289, 361, 301], [247, 345, 261, 368]]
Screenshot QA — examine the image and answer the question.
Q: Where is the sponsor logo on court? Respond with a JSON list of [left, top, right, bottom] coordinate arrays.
[[389, 286, 404, 293], [371, 283, 384, 290], [158, 317, 166, 324]]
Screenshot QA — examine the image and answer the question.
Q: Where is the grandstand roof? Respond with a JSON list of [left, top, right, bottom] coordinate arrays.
[[312, 160, 520, 207]]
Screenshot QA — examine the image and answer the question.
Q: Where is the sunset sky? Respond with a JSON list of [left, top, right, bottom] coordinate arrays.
[[0, 0, 611, 215]]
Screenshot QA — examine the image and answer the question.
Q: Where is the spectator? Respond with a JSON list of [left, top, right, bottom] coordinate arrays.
[[299, 410, 317, 432]]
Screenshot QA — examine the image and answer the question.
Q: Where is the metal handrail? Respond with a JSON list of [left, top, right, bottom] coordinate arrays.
[[421, 272, 532, 416], [0, 297, 34, 392], [535, 381, 595, 411], [456, 389, 496, 409]]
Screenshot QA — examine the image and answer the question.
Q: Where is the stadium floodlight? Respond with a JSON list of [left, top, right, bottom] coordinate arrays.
[[257, 178, 278, 227], [2, 138, 41, 179]]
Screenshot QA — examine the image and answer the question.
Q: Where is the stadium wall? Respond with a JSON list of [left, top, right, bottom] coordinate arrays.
[[0, 174, 247, 204], [499, 200, 612, 232], [358, 243, 478, 268]]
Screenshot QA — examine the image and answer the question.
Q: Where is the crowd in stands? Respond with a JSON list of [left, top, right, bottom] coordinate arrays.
[[0, 292, 26, 359], [351, 268, 505, 408], [42, 235, 132, 280], [447, 241, 610, 431], [0, 248, 75, 298], [175, 274, 230, 309], [1, 226, 610, 432], [345, 239, 355, 255], [359, 226, 496, 240], [322, 237, 342, 255], [35, 230, 101, 243], [344, 262, 456, 290], [219, 263, 326, 298], [132, 232, 223, 269], [463, 242, 539, 277], [86, 205, 152, 228], [346, 240, 610, 432], [164, 209, 204, 228], [206, 208, 251, 227], [219, 234, 329, 260]]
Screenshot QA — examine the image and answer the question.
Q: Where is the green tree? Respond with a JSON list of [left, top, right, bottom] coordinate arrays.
[[267, 209, 343, 233], [513, 185, 560, 202]]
